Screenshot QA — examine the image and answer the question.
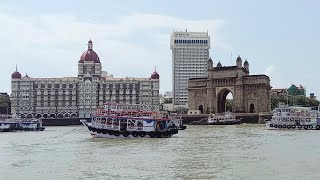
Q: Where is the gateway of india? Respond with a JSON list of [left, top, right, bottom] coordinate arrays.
[[10, 40, 160, 118], [188, 56, 271, 114]]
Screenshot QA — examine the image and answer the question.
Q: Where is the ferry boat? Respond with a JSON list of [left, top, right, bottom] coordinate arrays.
[[190, 111, 241, 125], [80, 102, 186, 138], [266, 105, 320, 130], [0, 118, 45, 132]]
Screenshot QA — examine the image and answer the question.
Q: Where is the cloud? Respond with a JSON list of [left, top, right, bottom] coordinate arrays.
[[0, 11, 225, 93], [264, 65, 275, 78]]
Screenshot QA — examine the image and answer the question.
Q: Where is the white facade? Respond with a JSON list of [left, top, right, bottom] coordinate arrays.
[[10, 40, 160, 119], [170, 30, 210, 105]]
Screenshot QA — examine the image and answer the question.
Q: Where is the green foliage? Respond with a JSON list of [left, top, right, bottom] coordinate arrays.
[[0, 96, 11, 114], [225, 99, 233, 112], [163, 98, 173, 104], [174, 107, 188, 114], [271, 95, 319, 110]]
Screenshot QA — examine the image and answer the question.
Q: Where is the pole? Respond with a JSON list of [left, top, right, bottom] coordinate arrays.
[[287, 90, 289, 106]]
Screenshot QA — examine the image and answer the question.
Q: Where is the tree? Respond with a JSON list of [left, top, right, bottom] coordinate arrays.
[[0, 95, 11, 114], [271, 94, 319, 109]]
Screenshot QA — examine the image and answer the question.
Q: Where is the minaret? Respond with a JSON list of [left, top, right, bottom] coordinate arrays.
[[236, 55, 242, 68], [244, 59, 249, 73], [88, 39, 93, 50]]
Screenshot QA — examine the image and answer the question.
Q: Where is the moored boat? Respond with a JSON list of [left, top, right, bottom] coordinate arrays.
[[81, 102, 186, 138], [266, 105, 320, 130], [190, 111, 241, 125], [0, 118, 45, 132]]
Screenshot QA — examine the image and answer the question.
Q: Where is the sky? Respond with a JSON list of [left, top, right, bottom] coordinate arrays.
[[0, 0, 320, 96]]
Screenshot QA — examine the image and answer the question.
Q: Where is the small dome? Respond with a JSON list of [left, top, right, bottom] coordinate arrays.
[[151, 71, 159, 79], [78, 39, 100, 63], [12, 71, 21, 79], [217, 61, 222, 67], [208, 57, 213, 63], [244, 60, 249, 65], [236, 56, 242, 62]]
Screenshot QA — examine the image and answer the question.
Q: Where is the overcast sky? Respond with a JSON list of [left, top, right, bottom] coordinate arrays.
[[1, 0, 320, 96]]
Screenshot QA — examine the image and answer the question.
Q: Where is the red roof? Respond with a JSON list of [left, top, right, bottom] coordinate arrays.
[[78, 40, 100, 63], [11, 71, 21, 79], [151, 71, 159, 79]]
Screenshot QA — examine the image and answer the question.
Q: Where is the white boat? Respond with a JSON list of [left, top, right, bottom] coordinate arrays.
[[190, 111, 241, 125], [266, 105, 320, 130], [81, 102, 186, 138], [0, 118, 45, 132]]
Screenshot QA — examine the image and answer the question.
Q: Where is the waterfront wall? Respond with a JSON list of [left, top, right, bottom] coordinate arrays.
[[181, 113, 272, 124], [41, 113, 272, 126], [42, 118, 90, 126]]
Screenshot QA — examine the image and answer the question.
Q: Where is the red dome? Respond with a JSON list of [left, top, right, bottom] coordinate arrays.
[[79, 50, 100, 63], [12, 71, 21, 79], [151, 71, 159, 79], [78, 39, 100, 63]]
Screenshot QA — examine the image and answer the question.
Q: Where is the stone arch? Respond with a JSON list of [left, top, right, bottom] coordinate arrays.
[[194, 92, 206, 113], [43, 114, 48, 119], [217, 88, 234, 113], [250, 103, 255, 113], [247, 92, 258, 113], [57, 113, 64, 118], [20, 114, 26, 118], [26, 114, 33, 118], [198, 105, 203, 113], [71, 113, 77, 118], [49, 114, 56, 119], [64, 113, 69, 118], [35, 114, 42, 119]]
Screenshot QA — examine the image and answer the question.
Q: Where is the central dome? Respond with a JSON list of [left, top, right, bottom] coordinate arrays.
[[78, 39, 100, 63]]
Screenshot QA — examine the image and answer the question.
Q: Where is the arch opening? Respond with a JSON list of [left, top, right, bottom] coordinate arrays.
[[217, 89, 234, 113], [198, 105, 203, 114], [250, 103, 255, 113]]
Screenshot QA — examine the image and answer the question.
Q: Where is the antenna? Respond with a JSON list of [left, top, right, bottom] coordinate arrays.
[[230, 51, 232, 65], [16, 64, 18, 71]]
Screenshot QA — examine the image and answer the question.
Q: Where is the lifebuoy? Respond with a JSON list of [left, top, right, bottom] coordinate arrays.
[[287, 125, 291, 129], [282, 125, 286, 129], [92, 128, 97, 132], [270, 124, 274, 127], [309, 125, 313, 129], [139, 131, 146, 137], [292, 125, 296, 129], [114, 131, 120, 136], [316, 125, 320, 130], [304, 125, 308, 130], [298, 125, 302, 129], [149, 132, 155, 138], [97, 129, 102, 134], [278, 125, 282, 128], [102, 129, 107, 134], [132, 132, 139, 137], [274, 124, 278, 128], [108, 130, 114, 135], [123, 131, 129, 137]]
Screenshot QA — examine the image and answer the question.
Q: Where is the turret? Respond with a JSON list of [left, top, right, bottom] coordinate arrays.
[[208, 57, 213, 69], [244, 59, 249, 72], [217, 61, 222, 67], [236, 56, 242, 68]]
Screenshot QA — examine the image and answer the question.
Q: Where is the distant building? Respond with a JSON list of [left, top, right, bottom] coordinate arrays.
[[271, 84, 306, 96], [270, 88, 287, 96], [0, 92, 9, 98], [10, 40, 160, 119], [170, 30, 210, 106], [310, 93, 317, 100]]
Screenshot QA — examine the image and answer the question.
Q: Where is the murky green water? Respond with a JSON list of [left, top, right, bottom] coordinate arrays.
[[1, 125, 320, 180]]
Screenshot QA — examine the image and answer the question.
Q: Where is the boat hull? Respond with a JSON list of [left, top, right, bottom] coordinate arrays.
[[266, 121, 320, 130], [81, 121, 176, 138]]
